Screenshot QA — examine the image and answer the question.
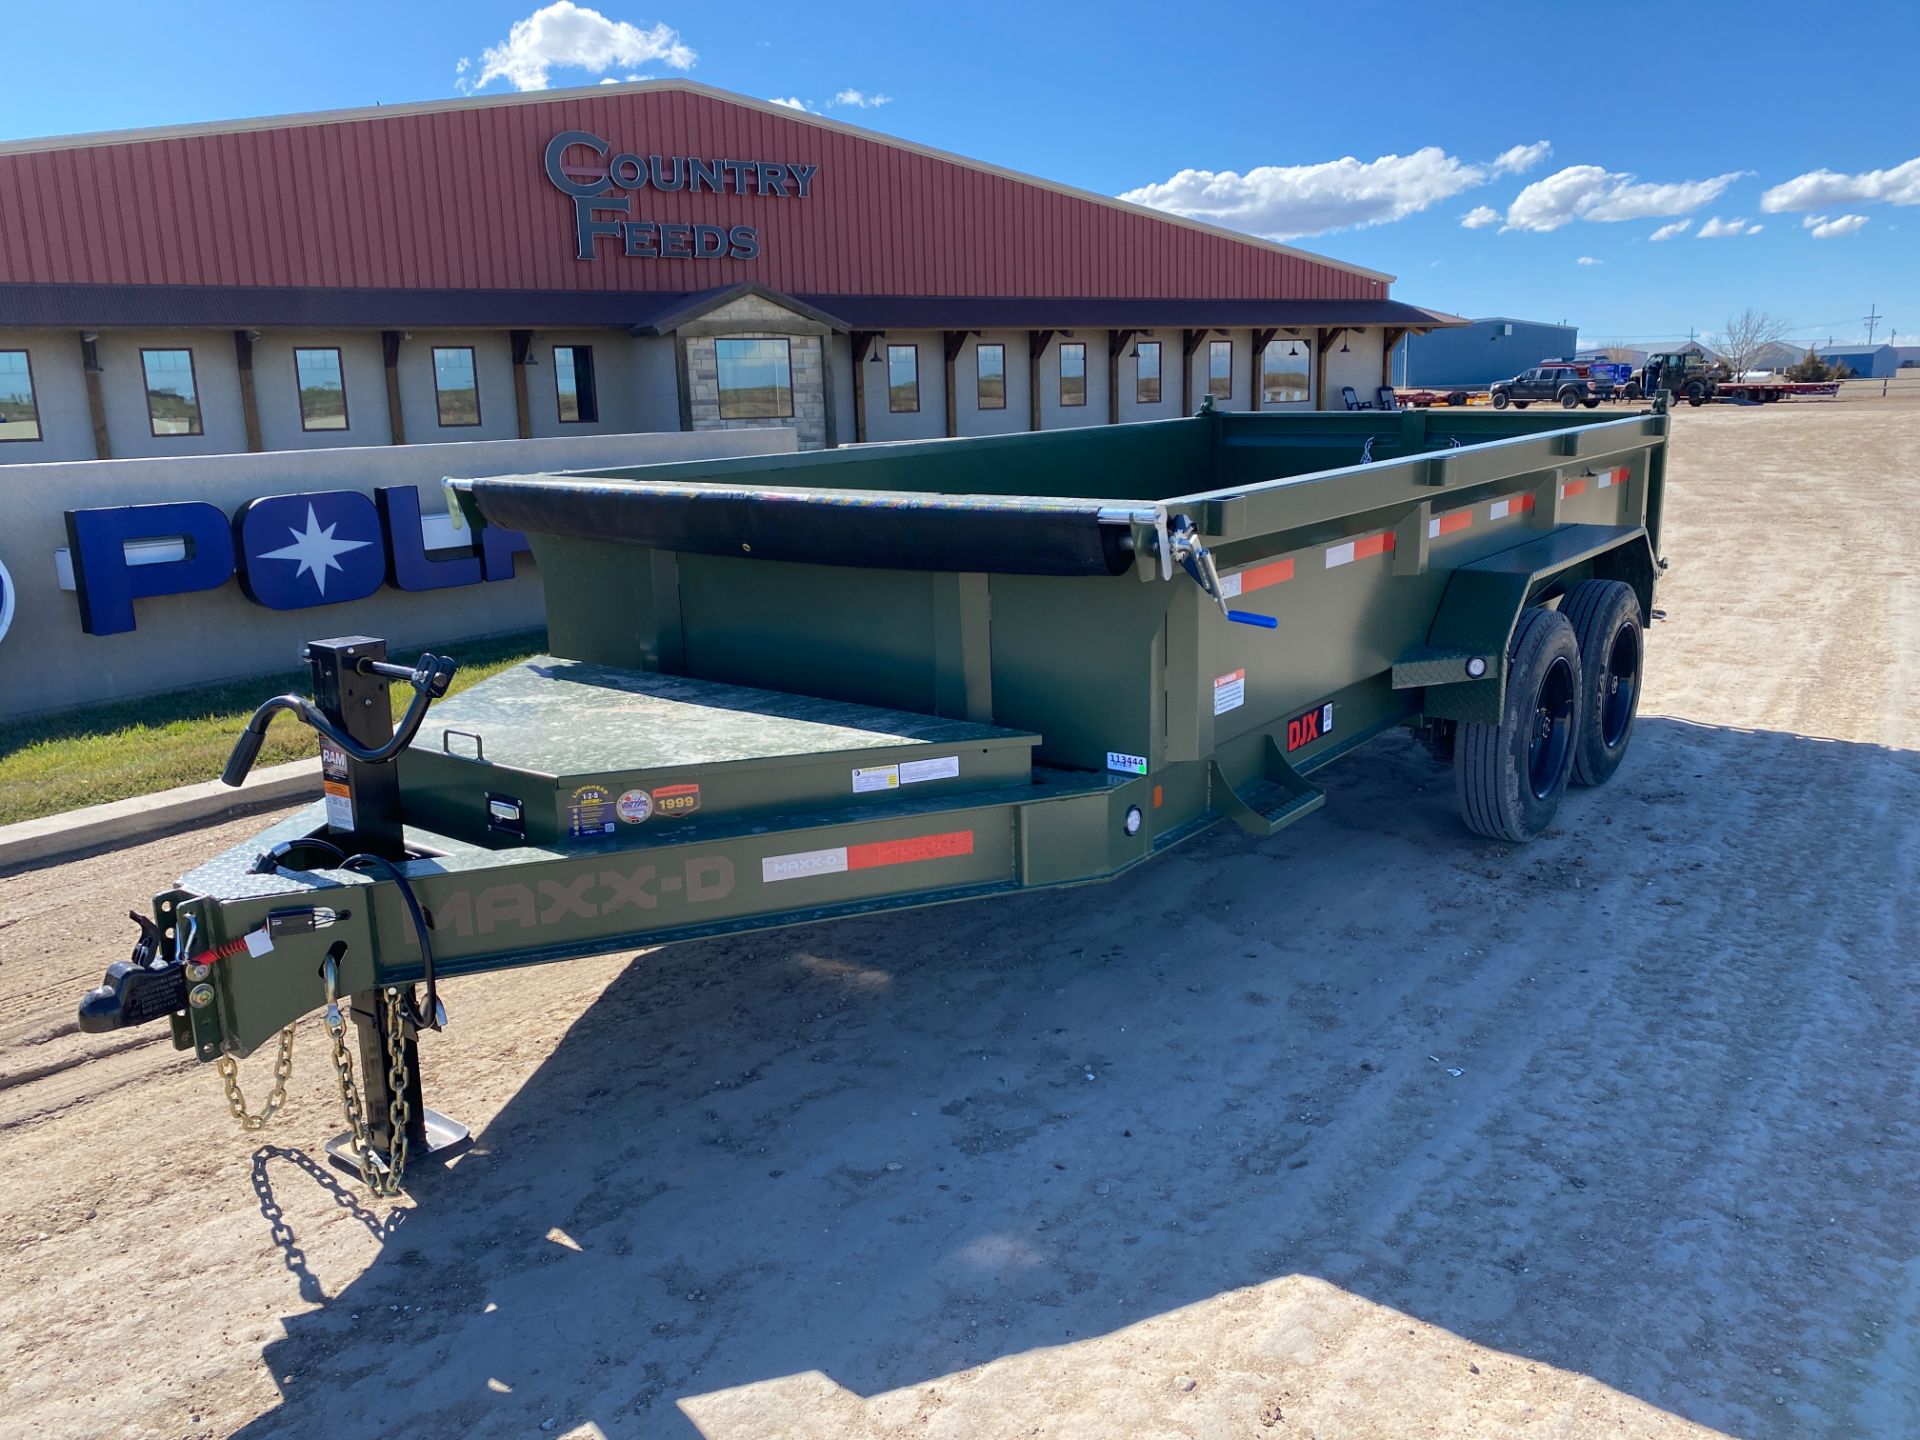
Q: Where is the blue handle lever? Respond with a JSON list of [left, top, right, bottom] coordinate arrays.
[[1226, 610, 1278, 629]]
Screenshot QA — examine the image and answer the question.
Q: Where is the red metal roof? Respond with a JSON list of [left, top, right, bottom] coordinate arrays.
[[0, 82, 1389, 304]]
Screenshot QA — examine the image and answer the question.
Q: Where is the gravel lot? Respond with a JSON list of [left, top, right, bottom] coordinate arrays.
[[1, 400, 1915, 1440]]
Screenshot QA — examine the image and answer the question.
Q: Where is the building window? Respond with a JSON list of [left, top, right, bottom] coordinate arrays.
[[141, 349, 203, 436], [1135, 341, 1162, 404], [432, 347, 481, 427], [976, 343, 1006, 410], [554, 345, 599, 423], [716, 338, 793, 419], [1261, 339, 1311, 405], [0, 350, 40, 442], [1208, 339, 1233, 401], [293, 347, 349, 431], [1059, 342, 1087, 406], [887, 344, 920, 413]]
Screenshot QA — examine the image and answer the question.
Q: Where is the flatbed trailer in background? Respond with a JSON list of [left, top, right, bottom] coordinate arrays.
[[77, 399, 1671, 1191], [1713, 379, 1842, 403]]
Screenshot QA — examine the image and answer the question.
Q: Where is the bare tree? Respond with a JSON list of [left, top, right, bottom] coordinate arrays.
[[1713, 308, 1789, 379]]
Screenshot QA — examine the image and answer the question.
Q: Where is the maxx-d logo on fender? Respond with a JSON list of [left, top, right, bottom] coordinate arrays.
[[430, 856, 736, 938]]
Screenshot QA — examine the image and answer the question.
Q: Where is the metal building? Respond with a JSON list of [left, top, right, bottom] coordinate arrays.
[[1396, 317, 1578, 388], [0, 81, 1461, 460], [1815, 343, 1899, 378]]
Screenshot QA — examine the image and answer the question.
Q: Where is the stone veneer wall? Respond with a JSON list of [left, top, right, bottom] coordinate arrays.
[[682, 294, 830, 450]]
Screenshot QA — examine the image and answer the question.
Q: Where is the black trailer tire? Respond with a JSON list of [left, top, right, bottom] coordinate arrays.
[[1562, 579, 1644, 786], [1454, 606, 1581, 842], [1492, 391, 1511, 409]]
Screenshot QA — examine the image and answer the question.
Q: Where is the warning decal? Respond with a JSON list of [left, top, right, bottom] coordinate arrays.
[[1214, 668, 1247, 715]]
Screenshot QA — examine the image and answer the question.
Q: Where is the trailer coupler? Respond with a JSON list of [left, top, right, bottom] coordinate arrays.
[[77, 913, 188, 1033]]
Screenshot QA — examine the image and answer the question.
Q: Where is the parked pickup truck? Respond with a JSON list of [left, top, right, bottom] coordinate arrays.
[[76, 397, 1671, 1194], [1491, 363, 1611, 410]]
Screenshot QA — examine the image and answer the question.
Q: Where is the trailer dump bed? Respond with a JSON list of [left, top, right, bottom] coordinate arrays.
[[77, 401, 1672, 1192]]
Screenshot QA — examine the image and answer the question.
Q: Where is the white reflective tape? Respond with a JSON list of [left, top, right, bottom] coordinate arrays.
[[763, 847, 849, 883], [1490, 498, 1513, 520], [1428, 517, 1442, 538], [1324, 541, 1356, 569]]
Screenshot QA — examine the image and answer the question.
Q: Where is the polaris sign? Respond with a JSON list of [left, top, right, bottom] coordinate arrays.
[[63, 488, 528, 636]]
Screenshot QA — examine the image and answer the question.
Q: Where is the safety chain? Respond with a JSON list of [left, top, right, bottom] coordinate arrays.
[[216, 1024, 297, 1131], [323, 956, 411, 1197]]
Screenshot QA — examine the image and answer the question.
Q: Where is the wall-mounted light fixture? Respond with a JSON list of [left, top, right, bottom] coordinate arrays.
[[1339, 333, 1351, 354]]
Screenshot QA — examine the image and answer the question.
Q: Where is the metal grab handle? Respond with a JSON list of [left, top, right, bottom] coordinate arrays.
[[219, 652, 457, 788]]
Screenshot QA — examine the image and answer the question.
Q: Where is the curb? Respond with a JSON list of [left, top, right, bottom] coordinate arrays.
[[0, 760, 319, 873]]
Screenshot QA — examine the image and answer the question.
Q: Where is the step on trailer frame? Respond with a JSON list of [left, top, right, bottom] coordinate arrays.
[[78, 397, 1670, 1189]]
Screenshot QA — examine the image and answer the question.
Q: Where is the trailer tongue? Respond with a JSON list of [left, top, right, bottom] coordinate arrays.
[[76, 400, 1669, 1192]]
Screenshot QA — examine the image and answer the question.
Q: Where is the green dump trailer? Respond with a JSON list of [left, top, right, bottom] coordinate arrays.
[[77, 399, 1669, 1190]]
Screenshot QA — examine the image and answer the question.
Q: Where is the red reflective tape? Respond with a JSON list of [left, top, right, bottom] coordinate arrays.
[[1561, 478, 1587, 498], [1517, 492, 1536, 511], [847, 830, 975, 870], [1240, 557, 1294, 592], [1353, 532, 1395, 560], [1598, 466, 1626, 488], [1436, 510, 1472, 535]]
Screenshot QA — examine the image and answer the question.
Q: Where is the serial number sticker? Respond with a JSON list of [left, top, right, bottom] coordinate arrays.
[[1214, 668, 1246, 715], [852, 764, 901, 793], [1285, 702, 1336, 753], [654, 783, 702, 817], [899, 754, 960, 784], [1107, 751, 1148, 775]]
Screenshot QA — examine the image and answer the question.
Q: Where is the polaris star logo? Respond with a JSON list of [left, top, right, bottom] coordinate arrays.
[[255, 503, 376, 598]]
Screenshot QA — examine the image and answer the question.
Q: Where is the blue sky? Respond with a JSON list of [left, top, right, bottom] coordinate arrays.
[[4, 2, 1915, 349]]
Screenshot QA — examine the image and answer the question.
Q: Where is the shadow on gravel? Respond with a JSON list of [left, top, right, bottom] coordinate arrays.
[[235, 718, 1920, 1439]]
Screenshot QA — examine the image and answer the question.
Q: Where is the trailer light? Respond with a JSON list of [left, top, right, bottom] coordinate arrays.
[[1466, 656, 1488, 678], [1124, 805, 1144, 837]]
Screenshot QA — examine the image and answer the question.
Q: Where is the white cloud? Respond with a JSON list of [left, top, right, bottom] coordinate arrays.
[[1696, 215, 1762, 238], [767, 95, 812, 112], [1576, 255, 1602, 265], [1122, 147, 1499, 240], [456, 2, 694, 93], [1502, 165, 1746, 231], [830, 89, 892, 109], [1760, 156, 1920, 212], [1802, 212, 1871, 238], [1648, 219, 1692, 241], [1491, 141, 1552, 176], [1460, 205, 1500, 229]]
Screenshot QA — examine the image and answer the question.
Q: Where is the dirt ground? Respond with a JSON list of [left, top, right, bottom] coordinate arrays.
[[2, 400, 1915, 1440]]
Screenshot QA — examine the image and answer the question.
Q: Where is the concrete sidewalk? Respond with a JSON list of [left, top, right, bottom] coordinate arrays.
[[0, 759, 317, 872]]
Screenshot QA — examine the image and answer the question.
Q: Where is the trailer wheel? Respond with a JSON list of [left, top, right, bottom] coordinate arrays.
[[1562, 579, 1643, 786], [1685, 381, 1707, 407], [1455, 607, 1580, 842]]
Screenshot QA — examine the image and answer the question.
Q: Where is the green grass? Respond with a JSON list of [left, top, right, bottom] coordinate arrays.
[[0, 630, 547, 827]]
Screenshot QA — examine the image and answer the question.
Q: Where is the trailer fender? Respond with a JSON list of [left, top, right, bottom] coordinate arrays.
[[1392, 524, 1656, 726]]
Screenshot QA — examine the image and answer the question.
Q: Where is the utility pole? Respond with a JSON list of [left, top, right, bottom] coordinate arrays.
[[1863, 303, 1882, 344]]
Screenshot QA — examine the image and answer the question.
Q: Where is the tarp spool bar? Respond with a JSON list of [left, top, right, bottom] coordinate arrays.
[[452, 476, 1137, 577]]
